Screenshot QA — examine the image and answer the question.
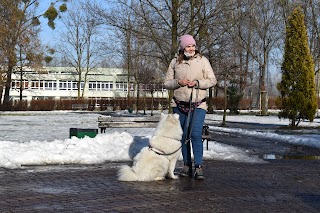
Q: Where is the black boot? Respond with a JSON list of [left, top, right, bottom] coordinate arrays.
[[180, 163, 192, 177], [194, 165, 205, 180]]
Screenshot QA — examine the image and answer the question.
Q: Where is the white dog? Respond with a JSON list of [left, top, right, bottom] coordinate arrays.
[[117, 113, 183, 181]]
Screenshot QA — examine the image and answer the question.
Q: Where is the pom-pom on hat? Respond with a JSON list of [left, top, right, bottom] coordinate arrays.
[[179, 34, 196, 50]]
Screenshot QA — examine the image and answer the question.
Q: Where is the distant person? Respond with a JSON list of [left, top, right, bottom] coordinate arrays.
[[164, 34, 217, 180]]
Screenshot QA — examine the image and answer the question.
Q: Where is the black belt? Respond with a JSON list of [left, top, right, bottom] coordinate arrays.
[[173, 97, 206, 107]]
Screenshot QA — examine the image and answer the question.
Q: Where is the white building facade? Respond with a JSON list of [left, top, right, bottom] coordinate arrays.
[[9, 67, 169, 102]]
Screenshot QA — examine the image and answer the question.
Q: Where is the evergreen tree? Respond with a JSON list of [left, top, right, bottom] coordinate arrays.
[[277, 7, 317, 126], [227, 82, 243, 115]]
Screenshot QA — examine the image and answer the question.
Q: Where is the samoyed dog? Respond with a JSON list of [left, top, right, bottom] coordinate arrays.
[[118, 113, 183, 181]]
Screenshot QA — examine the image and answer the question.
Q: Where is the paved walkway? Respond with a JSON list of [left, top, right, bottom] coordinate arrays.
[[1, 123, 320, 212], [1, 160, 320, 212]]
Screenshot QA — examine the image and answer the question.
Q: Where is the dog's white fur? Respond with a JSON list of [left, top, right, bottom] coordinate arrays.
[[117, 113, 183, 181]]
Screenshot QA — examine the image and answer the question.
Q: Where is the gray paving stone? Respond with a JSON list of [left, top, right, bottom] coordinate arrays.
[[0, 159, 320, 212]]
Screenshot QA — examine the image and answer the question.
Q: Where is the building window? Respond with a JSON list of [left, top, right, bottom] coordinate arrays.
[[44, 81, 57, 90], [11, 80, 29, 89], [59, 81, 79, 90], [116, 82, 127, 91], [88, 81, 96, 90], [59, 81, 67, 90], [11, 80, 19, 89], [101, 81, 113, 91], [89, 81, 113, 91], [72, 82, 78, 90], [129, 83, 134, 91], [30, 80, 40, 89]]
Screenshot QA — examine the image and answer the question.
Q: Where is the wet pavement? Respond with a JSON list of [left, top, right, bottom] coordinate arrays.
[[1, 122, 320, 212]]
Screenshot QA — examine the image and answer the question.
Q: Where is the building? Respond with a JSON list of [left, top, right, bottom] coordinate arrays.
[[9, 67, 168, 102]]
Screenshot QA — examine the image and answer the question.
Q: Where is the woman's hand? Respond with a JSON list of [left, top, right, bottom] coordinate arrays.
[[187, 81, 197, 87], [178, 79, 190, 86], [178, 79, 197, 87]]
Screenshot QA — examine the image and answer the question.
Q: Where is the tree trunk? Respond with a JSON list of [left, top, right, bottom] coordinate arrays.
[[167, 0, 179, 114], [207, 87, 213, 114], [78, 72, 82, 99], [222, 76, 227, 126], [3, 60, 14, 109], [135, 82, 140, 114], [260, 55, 268, 116], [0, 86, 3, 104]]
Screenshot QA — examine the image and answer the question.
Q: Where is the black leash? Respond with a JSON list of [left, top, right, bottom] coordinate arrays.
[[185, 87, 199, 144], [149, 144, 182, 156]]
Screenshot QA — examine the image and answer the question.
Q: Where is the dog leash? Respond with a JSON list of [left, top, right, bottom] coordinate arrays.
[[149, 144, 182, 156], [149, 85, 200, 156], [185, 86, 199, 145], [153, 87, 199, 155]]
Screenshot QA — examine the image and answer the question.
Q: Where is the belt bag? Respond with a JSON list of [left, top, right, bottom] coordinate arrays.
[[173, 97, 206, 112]]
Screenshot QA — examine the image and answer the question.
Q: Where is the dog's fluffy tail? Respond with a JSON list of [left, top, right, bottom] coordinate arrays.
[[117, 165, 138, 181]]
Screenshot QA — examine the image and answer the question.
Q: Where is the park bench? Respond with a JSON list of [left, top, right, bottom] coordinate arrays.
[[98, 116, 161, 133], [202, 125, 211, 150], [72, 104, 89, 110], [98, 116, 212, 150]]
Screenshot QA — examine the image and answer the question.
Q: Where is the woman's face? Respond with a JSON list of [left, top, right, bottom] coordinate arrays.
[[185, 45, 196, 54], [184, 44, 196, 57]]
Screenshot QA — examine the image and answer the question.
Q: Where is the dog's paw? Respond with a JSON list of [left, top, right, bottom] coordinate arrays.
[[170, 175, 179, 180], [154, 176, 165, 181]]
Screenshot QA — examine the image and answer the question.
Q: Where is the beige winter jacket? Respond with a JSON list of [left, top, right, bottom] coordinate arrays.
[[164, 53, 217, 111]]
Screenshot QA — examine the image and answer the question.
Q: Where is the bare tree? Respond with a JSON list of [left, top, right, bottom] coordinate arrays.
[[17, 31, 43, 101], [227, 0, 283, 115], [91, 0, 313, 115], [200, 0, 241, 112], [92, 1, 237, 112], [58, 0, 104, 99]]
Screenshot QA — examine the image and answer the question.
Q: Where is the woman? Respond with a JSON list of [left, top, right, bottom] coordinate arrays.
[[164, 34, 217, 180]]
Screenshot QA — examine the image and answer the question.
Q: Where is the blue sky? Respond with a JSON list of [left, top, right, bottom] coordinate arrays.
[[38, 0, 68, 46], [38, 0, 107, 46]]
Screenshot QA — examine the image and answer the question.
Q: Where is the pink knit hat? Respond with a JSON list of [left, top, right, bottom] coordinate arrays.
[[179, 34, 196, 50]]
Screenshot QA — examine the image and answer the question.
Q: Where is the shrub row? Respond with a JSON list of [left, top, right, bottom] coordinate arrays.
[[0, 98, 169, 111], [0, 96, 310, 111]]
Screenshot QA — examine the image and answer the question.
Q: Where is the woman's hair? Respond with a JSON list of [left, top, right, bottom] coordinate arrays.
[[177, 49, 201, 64]]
